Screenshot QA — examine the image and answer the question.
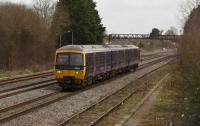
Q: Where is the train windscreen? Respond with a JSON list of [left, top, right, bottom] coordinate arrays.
[[56, 53, 83, 70], [70, 53, 83, 66]]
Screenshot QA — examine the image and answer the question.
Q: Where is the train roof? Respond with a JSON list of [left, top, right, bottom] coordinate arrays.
[[58, 45, 139, 53]]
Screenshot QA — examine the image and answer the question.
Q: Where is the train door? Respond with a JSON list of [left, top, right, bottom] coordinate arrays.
[[128, 49, 132, 66], [93, 53, 96, 76], [125, 50, 129, 67], [106, 51, 111, 71], [86, 53, 94, 77]]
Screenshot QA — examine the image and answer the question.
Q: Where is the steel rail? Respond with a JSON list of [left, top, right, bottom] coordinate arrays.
[[0, 79, 118, 124], [88, 73, 171, 126], [0, 52, 167, 86], [116, 73, 170, 126], [0, 54, 169, 99], [0, 71, 53, 86], [0, 80, 57, 99], [58, 56, 174, 126], [0, 92, 72, 123], [0, 52, 167, 87], [141, 53, 167, 61], [0, 55, 174, 124], [0, 55, 172, 101]]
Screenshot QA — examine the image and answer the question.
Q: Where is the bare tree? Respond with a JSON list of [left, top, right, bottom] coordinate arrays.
[[165, 26, 178, 35], [0, 3, 55, 70], [33, 0, 56, 26], [180, 0, 200, 25]]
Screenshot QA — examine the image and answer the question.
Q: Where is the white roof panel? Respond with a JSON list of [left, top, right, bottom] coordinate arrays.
[[58, 45, 139, 53]]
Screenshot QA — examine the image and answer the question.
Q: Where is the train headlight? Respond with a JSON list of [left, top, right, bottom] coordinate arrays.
[[75, 71, 79, 74], [57, 70, 63, 74]]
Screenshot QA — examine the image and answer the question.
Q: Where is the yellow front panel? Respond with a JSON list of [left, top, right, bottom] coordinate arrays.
[[54, 70, 85, 80], [53, 50, 87, 84]]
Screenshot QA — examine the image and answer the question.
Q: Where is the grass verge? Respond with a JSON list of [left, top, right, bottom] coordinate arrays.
[[0, 69, 34, 79], [96, 62, 171, 126], [139, 63, 186, 126]]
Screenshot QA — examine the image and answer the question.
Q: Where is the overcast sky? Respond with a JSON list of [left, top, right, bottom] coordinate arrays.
[[3, 0, 183, 34]]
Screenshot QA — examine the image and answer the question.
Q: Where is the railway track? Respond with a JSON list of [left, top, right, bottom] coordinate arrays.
[[0, 53, 168, 99], [0, 71, 53, 86], [0, 79, 57, 99], [58, 56, 174, 126], [0, 54, 173, 123], [0, 52, 168, 87], [0, 54, 174, 124], [0, 82, 104, 124], [141, 53, 167, 61], [0, 92, 72, 123], [140, 54, 173, 68], [141, 52, 163, 58], [116, 73, 170, 126]]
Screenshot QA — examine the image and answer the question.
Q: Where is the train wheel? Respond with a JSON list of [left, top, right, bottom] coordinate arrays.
[[61, 86, 65, 91], [92, 77, 97, 84], [88, 77, 93, 85], [81, 80, 87, 88], [58, 83, 65, 91]]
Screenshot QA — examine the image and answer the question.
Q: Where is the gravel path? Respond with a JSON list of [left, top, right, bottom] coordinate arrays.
[[1, 59, 172, 126], [125, 87, 162, 126], [116, 74, 170, 126]]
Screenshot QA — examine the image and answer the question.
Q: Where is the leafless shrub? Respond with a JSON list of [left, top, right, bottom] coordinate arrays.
[[0, 3, 55, 70], [177, 5, 200, 125], [179, 5, 200, 75]]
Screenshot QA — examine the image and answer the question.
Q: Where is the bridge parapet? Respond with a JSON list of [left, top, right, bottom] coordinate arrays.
[[107, 34, 182, 41]]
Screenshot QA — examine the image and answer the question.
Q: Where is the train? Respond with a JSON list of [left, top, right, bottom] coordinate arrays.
[[54, 45, 140, 89]]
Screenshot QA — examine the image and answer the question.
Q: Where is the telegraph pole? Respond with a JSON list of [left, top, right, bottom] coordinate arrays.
[[59, 35, 62, 47], [68, 30, 74, 45]]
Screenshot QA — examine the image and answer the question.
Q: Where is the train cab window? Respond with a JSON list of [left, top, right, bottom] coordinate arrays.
[[56, 53, 83, 66], [70, 53, 83, 66], [56, 54, 69, 65]]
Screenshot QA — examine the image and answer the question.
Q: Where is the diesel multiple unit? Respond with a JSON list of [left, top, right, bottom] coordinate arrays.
[[54, 45, 140, 89]]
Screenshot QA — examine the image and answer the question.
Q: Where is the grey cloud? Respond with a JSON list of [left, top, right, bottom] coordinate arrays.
[[5, 0, 182, 34]]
